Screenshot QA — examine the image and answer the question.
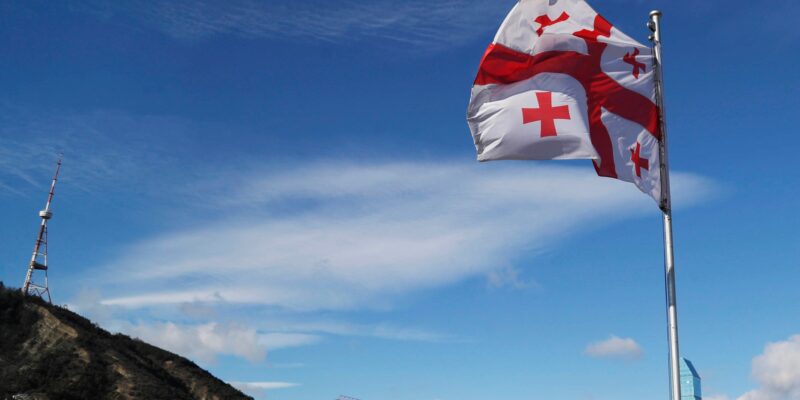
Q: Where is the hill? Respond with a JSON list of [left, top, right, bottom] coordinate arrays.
[[0, 283, 252, 400]]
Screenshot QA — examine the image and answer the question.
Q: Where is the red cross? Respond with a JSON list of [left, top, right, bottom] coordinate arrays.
[[534, 12, 570, 36], [630, 142, 649, 177], [522, 92, 571, 137], [623, 48, 646, 79]]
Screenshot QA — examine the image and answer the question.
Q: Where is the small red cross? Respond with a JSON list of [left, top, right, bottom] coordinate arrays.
[[623, 48, 647, 79], [534, 12, 570, 36], [574, 15, 612, 42], [522, 92, 571, 138], [630, 142, 650, 177]]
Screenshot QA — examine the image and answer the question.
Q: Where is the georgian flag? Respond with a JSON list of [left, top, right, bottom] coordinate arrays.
[[467, 0, 662, 204]]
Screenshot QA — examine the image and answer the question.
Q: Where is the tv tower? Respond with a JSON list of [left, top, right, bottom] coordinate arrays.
[[21, 157, 62, 303]]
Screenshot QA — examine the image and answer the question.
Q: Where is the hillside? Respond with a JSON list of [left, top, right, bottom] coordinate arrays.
[[0, 283, 252, 400]]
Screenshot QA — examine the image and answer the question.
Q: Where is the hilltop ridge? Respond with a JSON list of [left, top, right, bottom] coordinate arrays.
[[0, 283, 252, 400]]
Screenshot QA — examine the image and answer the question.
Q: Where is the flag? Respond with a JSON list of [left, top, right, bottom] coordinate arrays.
[[467, 0, 662, 204]]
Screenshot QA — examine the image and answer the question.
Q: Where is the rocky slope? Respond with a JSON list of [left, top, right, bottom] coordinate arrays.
[[0, 283, 251, 400]]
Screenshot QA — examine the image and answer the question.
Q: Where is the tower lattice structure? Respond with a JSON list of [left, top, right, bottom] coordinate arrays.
[[21, 158, 61, 304]]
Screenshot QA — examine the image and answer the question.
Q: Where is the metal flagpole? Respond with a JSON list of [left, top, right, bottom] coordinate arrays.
[[648, 10, 682, 400]]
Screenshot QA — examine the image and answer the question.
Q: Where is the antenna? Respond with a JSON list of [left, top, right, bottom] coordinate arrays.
[[21, 157, 62, 303]]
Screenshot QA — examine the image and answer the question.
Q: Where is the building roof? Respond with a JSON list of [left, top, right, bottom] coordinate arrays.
[[680, 357, 700, 378]]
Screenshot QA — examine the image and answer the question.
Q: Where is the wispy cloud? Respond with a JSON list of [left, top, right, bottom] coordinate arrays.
[[0, 102, 183, 196], [584, 335, 643, 360], [122, 321, 268, 363], [78, 0, 506, 48], [258, 332, 321, 350], [96, 160, 714, 312], [70, 286, 452, 364], [230, 381, 299, 390], [115, 320, 319, 363], [487, 264, 538, 290], [260, 319, 456, 343], [50, 159, 714, 364]]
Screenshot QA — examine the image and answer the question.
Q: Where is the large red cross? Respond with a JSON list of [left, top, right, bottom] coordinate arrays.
[[534, 12, 570, 36], [522, 92, 571, 137], [623, 48, 646, 79], [630, 142, 650, 177]]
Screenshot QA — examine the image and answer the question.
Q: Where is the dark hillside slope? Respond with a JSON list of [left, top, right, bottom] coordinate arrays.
[[0, 283, 251, 400]]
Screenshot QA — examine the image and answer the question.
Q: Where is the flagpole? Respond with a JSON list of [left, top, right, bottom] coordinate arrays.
[[648, 10, 682, 400]]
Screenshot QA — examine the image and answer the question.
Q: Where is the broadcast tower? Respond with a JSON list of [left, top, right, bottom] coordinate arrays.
[[21, 158, 62, 303]]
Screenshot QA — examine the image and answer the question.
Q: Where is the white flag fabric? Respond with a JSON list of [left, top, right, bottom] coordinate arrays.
[[467, 0, 663, 205]]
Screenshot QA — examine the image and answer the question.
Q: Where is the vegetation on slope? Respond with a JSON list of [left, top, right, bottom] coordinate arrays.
[[0, 282, 252, 400]]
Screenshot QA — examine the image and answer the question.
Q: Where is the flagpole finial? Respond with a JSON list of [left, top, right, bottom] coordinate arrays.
[[648, 10, 663, 42]]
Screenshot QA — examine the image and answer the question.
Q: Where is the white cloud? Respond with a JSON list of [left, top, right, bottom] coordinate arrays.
[[66, 160, 712, 363], [97, 162, 712, 310], [77, 0, 505, 48], [118, 318, 450, 363], [69, 286, 451, 364], [229, 381, 299, 399], [738, 335, 800, 400], [123, 321, 267, 363], [97, 161, 713, 312], [584, 335, 643, 360]]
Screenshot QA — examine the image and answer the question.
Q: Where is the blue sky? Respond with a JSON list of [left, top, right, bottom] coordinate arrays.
[[1, 0, 799, 399]]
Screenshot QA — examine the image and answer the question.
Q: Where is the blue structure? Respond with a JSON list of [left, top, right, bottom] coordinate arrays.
[[680, 358, 702, 400]]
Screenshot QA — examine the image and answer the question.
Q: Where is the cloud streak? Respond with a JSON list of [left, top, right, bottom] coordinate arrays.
[[0, 102, 184, 196], [79, 0, 506, 48], [96, 160, 714, 312], [259, 319, 456, 343]]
